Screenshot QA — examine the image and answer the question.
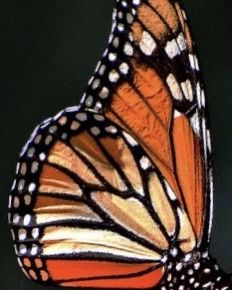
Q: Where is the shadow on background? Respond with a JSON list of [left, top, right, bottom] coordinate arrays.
[[0, 1, 231, 289]]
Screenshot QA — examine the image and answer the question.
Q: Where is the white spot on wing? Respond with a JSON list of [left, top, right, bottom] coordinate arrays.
[[190, 111, 201, 136], [124, 42, 134, 56], [181, 80, 193, 101], [166, 74, 183, 100], [177, 32, 187, 51], [165, 39, 180, 59], [139, 31, 156, 56], [122, 132, 138, 146], [109, 70, 120, 83], [139, 156, 152, 170], [164, 181, 176, 201], [174, 110, 182, 118]]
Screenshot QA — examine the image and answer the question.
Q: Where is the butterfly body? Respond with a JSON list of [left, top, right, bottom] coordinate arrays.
[[8, 0, 232, 289]]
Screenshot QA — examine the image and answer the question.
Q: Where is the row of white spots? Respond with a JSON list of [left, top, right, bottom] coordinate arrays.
[[165, 33, 186, 59], [166, 74, 207, 104], [18, 243, 39, 256], [18, 227, 40, 241], [12, 213, 32, 226], [181, 79, 194, 101]]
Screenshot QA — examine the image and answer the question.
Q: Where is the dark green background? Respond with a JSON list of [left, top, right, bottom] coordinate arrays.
[[0, 1, 231, 289]]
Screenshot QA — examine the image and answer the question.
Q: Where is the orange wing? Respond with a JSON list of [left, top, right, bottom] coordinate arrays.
[[9, 109, 197, 288], [9, 0, 212, 289], [82, 0, 212, 245]]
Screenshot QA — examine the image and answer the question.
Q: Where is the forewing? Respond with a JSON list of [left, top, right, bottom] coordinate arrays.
[[81, 0, 212, 245]]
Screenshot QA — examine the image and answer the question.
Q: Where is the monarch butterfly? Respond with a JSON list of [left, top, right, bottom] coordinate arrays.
[[8, 0, 232, 289]]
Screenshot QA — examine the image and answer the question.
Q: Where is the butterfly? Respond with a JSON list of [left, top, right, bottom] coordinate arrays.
[[8, 0, 232, 289]]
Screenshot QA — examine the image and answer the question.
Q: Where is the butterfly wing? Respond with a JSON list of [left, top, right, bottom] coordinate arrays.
[[9, 0, 212, 288], [82, 0, 212, 246], [10, 109, 172, 288]]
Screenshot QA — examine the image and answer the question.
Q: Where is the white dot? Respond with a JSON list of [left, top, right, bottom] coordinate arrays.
[[49, 125, 57, 134], [94, 114, 105, 122], [105, 125, 117, 134], [127, 13, 134, 24], [124, 42, 134, 56], [188, 269, 194, 275], [70, 121, 80, 131], [113, 37, 120, 48], [45, 135, 52, 145], [92, 79, 100, 89], [23, 214, 31, 226], [20, 163, 27, 175], [18, 229, 27, 241], [123, 131, 138, 146], [121, 1, 127, 7], [189, 277, 195, 284], [58, 116, 67, 126], [31, 244, 38, 256], [28, 183, 36, 193], [99, 87, 109, 99], [76, 112, 88, 122], [133, 0, 140, 5], [31, 161, 39, 173], [139, 156, 151, 170], [177, 32, 186, 51], [32, 228, 39, 239], [99, 64, 106, 75], [109, 70, 120, 83], [61, 133, 67, 140], [109, 53, 117, 61], [27, 147, 35, 158], [13, 196, 20, 208], [117, 23, 124, 31], [18, 179, 25, 191], [13, 214, 20, 224], [34, 134, 42, 144], [118, 11, 123, 19], [85, 95, 93, 107], [91, 127, 101, 136], [94, 101, 102, 110], [39, 152, 46, 161], [194, 262, 200, 270], [19, 244, 27, 255], [24, 195, 31, 205], [176, 263, 183, 271], [119, 62, 129, 75]]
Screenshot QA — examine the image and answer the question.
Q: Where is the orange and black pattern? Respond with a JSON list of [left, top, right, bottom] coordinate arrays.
[[8, 0, 231, 289]]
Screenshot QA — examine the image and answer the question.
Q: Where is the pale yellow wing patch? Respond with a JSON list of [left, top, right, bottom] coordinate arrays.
[[42, 226, 161, 261], [148, 172, 176, 236], [91, 191, 169, 250]]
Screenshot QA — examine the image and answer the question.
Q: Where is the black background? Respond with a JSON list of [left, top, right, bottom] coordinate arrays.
[[0, 1, 231, 289]]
